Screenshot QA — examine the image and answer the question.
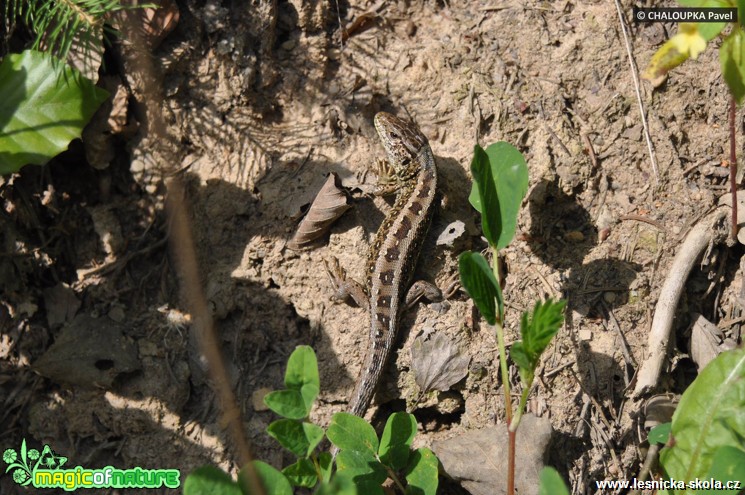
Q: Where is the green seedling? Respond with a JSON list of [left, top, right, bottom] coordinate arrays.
[[458, 142, 566, 495], [185, 346, 440, 495], [646, 347, 745, 494], [643, 0, 745, 238]]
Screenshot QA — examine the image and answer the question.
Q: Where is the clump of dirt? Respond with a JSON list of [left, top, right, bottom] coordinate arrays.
[[2, 0, 743, 493]]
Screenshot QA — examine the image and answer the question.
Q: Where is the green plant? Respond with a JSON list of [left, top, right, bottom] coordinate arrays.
[[646, 347, 745, 494], [4, 0, 150, 62], [643, 1, 745, 239], [0, 50, 108, 174], [1, 0, 155, 174], [458, 142, 566, 495], [185, 346, 439, 495]]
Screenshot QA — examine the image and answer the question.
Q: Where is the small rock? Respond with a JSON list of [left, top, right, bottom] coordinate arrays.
[[564, 230, 584, 243], [433, 414, 552, 495], [579, 329, 593, 341], [603, 292, 617, 304], [252, 387, 272, 412], [108, 305, 126, 323]]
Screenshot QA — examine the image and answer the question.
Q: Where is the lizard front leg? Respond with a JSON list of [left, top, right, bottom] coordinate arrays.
[[404, 272, 460, 310]]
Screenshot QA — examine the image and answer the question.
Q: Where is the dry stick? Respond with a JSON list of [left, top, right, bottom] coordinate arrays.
[[614, 0, 659, 181], [632, 207, 729, 397], [730, 97, 738, 242], [119, 15, 264, 495]]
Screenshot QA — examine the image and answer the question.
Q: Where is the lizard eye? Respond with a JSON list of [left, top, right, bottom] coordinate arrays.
[[390, 132, 400, 139]]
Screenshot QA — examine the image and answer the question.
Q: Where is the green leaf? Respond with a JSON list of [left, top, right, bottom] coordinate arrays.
[[318, 452, 333, 484], [264, 389, 316, 420], [327, 412, 380, 455], [538, 467, 570, 495], [458, 251, 503, 325], [519, 299, 566, 364], [378, 412, 417, 470], [648, 423, 672, 445], [701, 446, 745, 494], [318, 470, 360, 495], [659, 347, 745, 493], [282, 458, 317, 488], [0, 50, 108, 174], [238, 461, 293, 495], [469, 144, 501, 247], [510, 341, 534, 386], [336, 449, 388, 487], [405, 448, 439, 495], [267, 419, 325, 457], [738, 0, 745, 27], [285, 345, 320, 390], [184, 466, 241, 495], [468, 142, 529, 249], [721, 27, 745, 104]]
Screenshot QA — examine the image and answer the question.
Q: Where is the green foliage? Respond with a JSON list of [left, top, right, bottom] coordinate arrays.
[[648, 423, 672, 445], [404, 448, 438, 495], [511, 299, 566, 386], [458, 251, 502, 325], [721, 27, 745, 104], [658, 347, 745, 493], [328, 413, 379, 456], [0, 50, 108, 174], [468, 142, 529, 250], [643, 0, 745, 104], [702, 447, 745, 494], [186, 346, 440, 494], [266, 419, 324, 457], [538, 467, 570, 495], [239, 461, 293, 495], [379, 412, 417, 470], [183, 466, 242, 495], [263, 345, 319, 419], [5, 0, 152, 62]]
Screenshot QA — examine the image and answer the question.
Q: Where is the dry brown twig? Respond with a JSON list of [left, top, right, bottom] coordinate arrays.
[[613, 0, 659, 182], [633, 205, 731, 397], [119, 14, 265, 495]]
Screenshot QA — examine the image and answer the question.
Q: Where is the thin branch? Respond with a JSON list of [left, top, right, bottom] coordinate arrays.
[[614, 0, 659, 182]]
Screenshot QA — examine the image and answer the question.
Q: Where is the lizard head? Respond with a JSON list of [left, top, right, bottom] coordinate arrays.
[[374, 112, 428, 171]]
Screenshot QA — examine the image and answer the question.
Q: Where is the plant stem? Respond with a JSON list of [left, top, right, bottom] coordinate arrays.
[[510, 386, 531, 433], [730, 95, 738, 242], [383, 463, 407, 494], [491, 245, 511, 426], [508, 428, 516, 495], [491, 245, 514, 495]]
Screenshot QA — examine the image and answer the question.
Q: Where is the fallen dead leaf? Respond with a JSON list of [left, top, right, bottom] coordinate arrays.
[[410, 331, 470, 393]]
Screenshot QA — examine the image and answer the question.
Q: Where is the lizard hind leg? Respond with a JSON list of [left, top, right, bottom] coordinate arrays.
[[323, 256, 370, 310]]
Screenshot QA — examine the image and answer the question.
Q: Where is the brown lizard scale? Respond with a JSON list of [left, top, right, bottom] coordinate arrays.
[[347, 111, 437, 417]]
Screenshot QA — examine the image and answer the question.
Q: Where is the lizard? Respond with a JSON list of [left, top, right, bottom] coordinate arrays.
[[325, 111, 443, 421]]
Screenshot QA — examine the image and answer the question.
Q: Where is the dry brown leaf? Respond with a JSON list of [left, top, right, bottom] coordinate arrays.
[[689, 313, 736, 372], [410, 331, 470, 393], [42, 283, 81, 329], [287, 173, 351, 251], [33, 314, 140, 388]]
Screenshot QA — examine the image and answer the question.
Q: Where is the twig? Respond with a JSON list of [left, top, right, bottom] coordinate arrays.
[[613, 0, 659, 181], [633, 207, 729, 397], [619, 214, 665, 231], [730, 96, 738, 242]]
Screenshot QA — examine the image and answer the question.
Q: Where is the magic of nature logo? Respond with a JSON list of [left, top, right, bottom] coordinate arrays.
[[3, 439, 180, 491]]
